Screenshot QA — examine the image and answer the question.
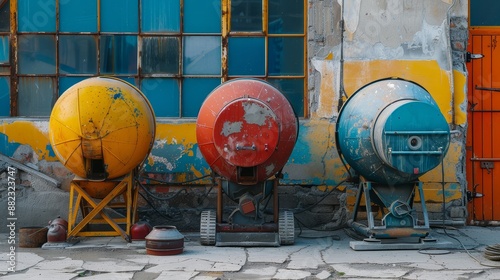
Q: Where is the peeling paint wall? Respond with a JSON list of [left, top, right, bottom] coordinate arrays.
[[0, 0, 471, 230]]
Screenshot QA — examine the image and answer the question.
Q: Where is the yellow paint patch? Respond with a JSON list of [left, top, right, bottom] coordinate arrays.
[[420, 141, 462, 183], [155, 122, 197, 145], [317, 185, 347, 192], [344, 60, 453, 122], [312, 58, 336, 118], [189, 165, 204, 178], [302, 119, 346, 179], [0, 121, 55, 160], [453, 69, 467, 125]]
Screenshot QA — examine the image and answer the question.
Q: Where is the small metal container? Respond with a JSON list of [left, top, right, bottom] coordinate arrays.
[[19, 227, 48, 248], [145, 225, 184, 256], [131, 221, 153, 241], [46, 216, 68, 243]]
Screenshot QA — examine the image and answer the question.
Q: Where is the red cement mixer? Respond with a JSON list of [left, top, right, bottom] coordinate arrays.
[[196, 79, 298, 246]]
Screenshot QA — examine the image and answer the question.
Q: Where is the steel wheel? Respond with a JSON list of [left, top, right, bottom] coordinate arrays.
[[200, 210, 216, 245], [279, 211, 295, 245]]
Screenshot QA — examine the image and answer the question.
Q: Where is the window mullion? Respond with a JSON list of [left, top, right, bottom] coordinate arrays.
[[10, 0, 17, 116], [222, 0, 229, 82]]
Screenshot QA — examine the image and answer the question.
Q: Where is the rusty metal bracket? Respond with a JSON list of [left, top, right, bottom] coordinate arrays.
[[480, 161, 494, 174]]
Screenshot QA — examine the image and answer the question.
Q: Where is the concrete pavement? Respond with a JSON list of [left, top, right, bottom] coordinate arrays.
[[1, 226, 500, 279]]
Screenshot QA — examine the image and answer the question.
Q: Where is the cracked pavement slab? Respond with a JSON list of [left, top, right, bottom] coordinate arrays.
[[1, 227, 499, 279]]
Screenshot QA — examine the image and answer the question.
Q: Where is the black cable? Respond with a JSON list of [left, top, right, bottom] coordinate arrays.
[[290, 179, 348, 241], [138, 174, 212, 185], [436, 155, 500, 266], [136, 178, 187, 201], [293, 179, 347, 215], [294, 215, 343, 240], [137, 191, 180, 221]]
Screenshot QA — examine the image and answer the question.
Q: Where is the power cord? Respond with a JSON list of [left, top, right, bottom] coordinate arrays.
[[436, 156, 500, 267], [292, 179, 348, 240]]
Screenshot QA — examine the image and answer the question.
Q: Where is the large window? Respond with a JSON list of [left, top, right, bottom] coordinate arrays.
[[1, 0, 306, 117]]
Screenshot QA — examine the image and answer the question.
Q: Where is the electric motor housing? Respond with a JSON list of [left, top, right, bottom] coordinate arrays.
[[336, 78, 450, 185], [49, 77, 156, 180], [196, 79, 298, 185]]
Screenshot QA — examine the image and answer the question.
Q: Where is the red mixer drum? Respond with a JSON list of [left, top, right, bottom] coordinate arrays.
[[196, 79, 298, 184]]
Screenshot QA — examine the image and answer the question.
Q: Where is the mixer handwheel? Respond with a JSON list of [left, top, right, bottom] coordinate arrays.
[[279, 211, 295, 245], [200, 210, 216, 245]]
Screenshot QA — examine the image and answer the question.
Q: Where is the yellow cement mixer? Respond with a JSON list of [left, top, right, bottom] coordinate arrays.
[[49, 77, 156, 181], [48, 77, 156, 241]]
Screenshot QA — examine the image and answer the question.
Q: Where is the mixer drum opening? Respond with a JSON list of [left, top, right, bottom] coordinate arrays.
[[88, 158, 107, 180], [238, 166, 257, 182]]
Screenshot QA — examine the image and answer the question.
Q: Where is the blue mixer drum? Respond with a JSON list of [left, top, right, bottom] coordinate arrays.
[[336, 78, 450, 185]]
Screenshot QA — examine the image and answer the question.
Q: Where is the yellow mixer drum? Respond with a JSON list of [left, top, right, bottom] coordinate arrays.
[[49, 77, 156, 180]]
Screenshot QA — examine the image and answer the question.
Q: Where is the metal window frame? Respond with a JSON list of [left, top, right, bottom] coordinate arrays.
[[7, 0, 307, 118]]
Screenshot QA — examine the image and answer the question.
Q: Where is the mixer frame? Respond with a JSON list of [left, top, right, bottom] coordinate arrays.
[[200, 176, 295, 247], [67, 172, 138, 242]]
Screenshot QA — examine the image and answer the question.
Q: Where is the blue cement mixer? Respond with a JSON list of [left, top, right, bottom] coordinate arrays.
[[336, 78, 450, 250]]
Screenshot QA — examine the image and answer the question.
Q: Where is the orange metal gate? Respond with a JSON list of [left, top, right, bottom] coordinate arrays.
[[467, 29, 500, 223]]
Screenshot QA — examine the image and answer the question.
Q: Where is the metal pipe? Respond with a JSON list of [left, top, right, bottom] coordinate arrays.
[[470, 157, 500, 161], [429, 220, 466, 226], [337, 0, 347, 112], [384, 131, 449, 135]]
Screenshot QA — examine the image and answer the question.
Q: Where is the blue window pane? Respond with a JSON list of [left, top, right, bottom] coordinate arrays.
[[183, 36, 221, 75], [184, 0, 221, 33], [0, 0, 9, 32], [18, 35, 56, 74], [267, 79, 304, 117], [471, 0, 500, 26], [268, 37, 304, 75], [18, 0, 56, 32], [141, 0, 180, 32], [182, 78, 220, 117], [100, 35, 137, 75], [269, 0, 304, 34], [60, 0, 97, 32], [0, 36, 8, 63], [228, 37, 265, 76], [231, 0, 262, 32], [18, 77, 55, 117], [0, 77, 10, 116], [59, 77, 88, 96], [59, 35, 97, 74], [142, 36, 179, 74], [141, 78, 180, 117], [114, 77, 137, 87], [101, 0, 138, 32]]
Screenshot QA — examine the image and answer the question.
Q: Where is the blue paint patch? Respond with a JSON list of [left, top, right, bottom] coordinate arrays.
[[0, 133, 21, 157], [134, 107, 141, 117], [146, 143, 209, 174], [437, 182, 460, 198], [288, 124, 312, 164], [113, 92, 123, 100], [45, 144, 56, 158]]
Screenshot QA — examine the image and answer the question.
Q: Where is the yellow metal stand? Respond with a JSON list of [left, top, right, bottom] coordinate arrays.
[[67, 172, 138, 242]]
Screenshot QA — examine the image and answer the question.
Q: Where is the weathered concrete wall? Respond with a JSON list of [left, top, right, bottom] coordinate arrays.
[[0, 0, 470, 232]]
